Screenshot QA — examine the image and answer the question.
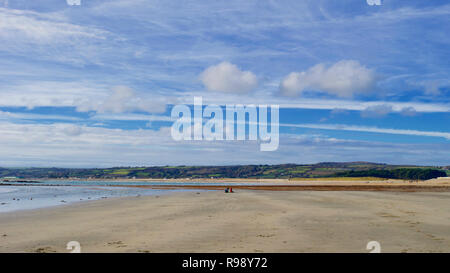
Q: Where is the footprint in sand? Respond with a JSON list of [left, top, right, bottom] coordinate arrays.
[[377, 212, 399, 218], [404, 220, 421, 227], [257, 234, 275, 238], [401, 210, 417, 215], [107, 241, 127, 248], [35, 246, 56, 253]]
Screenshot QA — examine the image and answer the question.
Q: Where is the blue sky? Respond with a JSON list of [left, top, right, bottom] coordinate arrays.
[[0, 0, 448, 167]]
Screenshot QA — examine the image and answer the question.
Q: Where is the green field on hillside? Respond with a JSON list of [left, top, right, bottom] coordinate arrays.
[[0, 162, 447, 181]]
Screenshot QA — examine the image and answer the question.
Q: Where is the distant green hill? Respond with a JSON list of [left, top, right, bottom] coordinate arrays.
[[0, 162, 447, 180]]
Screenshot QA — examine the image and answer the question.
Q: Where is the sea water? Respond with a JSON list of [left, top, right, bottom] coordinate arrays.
[[0, 179, 260, 213], [1, 180, 263, 186], [0, 185, 184, 213]]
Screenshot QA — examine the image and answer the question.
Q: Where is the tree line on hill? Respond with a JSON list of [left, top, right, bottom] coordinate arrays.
[[334, 168, 446, 180]]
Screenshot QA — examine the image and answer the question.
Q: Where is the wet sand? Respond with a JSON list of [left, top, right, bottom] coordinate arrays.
[[129, 184, 450, 192], [110, 177, 450, 192], [0, 189, 449, 253]]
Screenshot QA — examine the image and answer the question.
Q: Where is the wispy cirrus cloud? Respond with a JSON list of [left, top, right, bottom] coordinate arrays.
[[0, 7, 102, 42], [281, 123, 450, 140], [77, 86, 167, 114], [0, 7, 112, 65], [0, 110, 81, 121], [0, 81, 170, 113], [90, 113, 450, 141], [177, 91, 450, 113]]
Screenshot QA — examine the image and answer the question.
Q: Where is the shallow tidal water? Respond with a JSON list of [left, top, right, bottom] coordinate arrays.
[[0, 185, 186, 213]]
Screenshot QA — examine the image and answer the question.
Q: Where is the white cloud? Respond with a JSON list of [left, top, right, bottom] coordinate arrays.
[[91, 113, 172, 122], [330, 108, 349, 116], [405, 79, 449, 96], [0, 122, 173, 147], [77, 86, 167, 114], [0, 81, 109, 109], [82, 86, 166, 113], [360, 105, 420, 118], [281, 123, 450, 140], [0, 8, 102, 43], [400, 106, 418, 117], [421, 80, 450, 96], [0, 7, 114, 66], [62, 124, 83, 136], [179, 91, 450, 113], [0, 81, 168, 114], [200, 62, 258, 93], [280, 60, 376, 98], [361, 104, 393, 118], [0, 110, 80, 121]]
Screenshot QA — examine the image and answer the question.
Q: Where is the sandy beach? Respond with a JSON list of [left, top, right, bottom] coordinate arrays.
[[1, 188, 449, 253]]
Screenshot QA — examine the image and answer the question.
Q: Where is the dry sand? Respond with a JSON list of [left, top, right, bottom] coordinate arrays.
[[0, 189, 449, 253]]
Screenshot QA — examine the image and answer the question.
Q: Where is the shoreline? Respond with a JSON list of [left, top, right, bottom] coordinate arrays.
[[0, 185, 190, 214], [2, 177, 449, 192], [119, 184, 450, 192]]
